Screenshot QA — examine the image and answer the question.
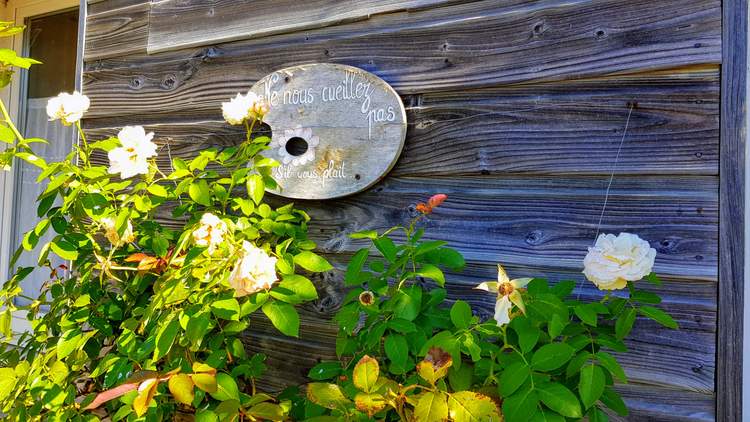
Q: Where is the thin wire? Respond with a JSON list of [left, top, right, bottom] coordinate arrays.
[[593, 103, 634, 243], [576, 103, 634, 300]]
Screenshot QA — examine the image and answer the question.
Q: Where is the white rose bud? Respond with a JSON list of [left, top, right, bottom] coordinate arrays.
[[221, 91, 269, 125], [46, 91, 90, 126], [192, 213, 228, 254], [583, 233, 656, 290], [228, 241, 278, 297], [107, 126, 158, 179], [102, 217, 135, 246]]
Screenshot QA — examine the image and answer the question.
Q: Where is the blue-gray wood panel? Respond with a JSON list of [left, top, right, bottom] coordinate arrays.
[[82, 0, 722, 419]]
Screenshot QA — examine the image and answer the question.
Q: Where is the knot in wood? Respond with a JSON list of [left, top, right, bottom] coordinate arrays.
[[525, 230, 544, 245], [129, 76, 144, 90], [657, 237, 678, 253], [161, 74, 178, 90]]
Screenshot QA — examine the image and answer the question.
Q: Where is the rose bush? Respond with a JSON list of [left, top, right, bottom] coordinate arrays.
[[0, 23, 332, 420], [298, 197, 677, 422]]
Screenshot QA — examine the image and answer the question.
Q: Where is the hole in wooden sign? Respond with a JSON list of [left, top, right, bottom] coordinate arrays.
[[285, 137, 309, 156]]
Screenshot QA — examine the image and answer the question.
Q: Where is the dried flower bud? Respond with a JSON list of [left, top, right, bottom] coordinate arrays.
[[358, 291, 375, 306]]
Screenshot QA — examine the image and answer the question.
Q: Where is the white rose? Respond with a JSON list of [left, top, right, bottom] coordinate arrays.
[[107, 126, 157, 179], [102, 217, 135, 246], [221, 92, 269, 125], [583, 233, 656, 290], [192, 213, 228, 254], [46, 91, 90, 126], [228, 241, 278, 297]]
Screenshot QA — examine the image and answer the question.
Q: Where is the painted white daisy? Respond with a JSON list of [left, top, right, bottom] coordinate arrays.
[[269, 127, 319, 167]]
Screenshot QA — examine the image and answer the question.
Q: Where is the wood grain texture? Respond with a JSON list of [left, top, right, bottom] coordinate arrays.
[[84, 1, 149, 61], [82, 0, 720, 119], [80, 0, 724, 418], [717, 0, 747, 420], [83, 71, 719, 176], [147, 0, 469, 53]]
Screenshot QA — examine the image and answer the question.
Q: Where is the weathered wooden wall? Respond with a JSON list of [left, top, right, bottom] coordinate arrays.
[[82, 1, 721, 420]]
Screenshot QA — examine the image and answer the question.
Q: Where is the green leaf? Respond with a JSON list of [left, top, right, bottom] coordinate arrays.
[[548, 314, 567, 339], [588, 407, 609, 422], [270, 274, 318, 304], [189, 179, 212, 206], [450, 300, 473, 329], [57, 328, 82, 359], [51, 239, 78, 261], [615, 307, 636, 339], [0, 124, 14, 143], [448, 391, 502, 421], [186, 312, 211, 345], [344, 248, 369, 286], [579, 364, 606, 409], [645, 272, 662, 286], [262, 300, 300, 337], [307, 362, 341, 381], [211, 298, 241, 321], [293, 251, 333, 272], [147, 184, 168, 198], [388, 318, 417, 334], [154, 317, 180, 360], [531, 343, 575, 371], [414, 391, 449, 422], [352, 356, 379, 393], [209, 373, 240, 401], [600, 388, 628, 416], [384, 334, 409, 368], [536, 382, 582, 418], [511, 317, 540, 354], [306, 383, 351, 409], [503, 384, 539, 422], [595, 352, 627, 382], [566, 351, 591, 378], [638, 306, 678, 329], [416, 263, 445, 287], [393, 285, 422, 321], [0, 368, 17, 401], [373, 236, 397, 263], [500, 361, 530, 397], [574, 305, 597, 326], [246, 174, 265, 205]]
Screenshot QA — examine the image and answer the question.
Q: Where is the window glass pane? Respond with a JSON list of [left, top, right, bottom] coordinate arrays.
[[11, 9, 78, 306]]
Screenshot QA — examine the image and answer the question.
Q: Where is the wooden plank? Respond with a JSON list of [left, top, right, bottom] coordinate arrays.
[[82, 0, 720, 118], [291, 176, 718, 278], [147, 0, 468, 54], [84, 1, 149, 61], [613, 384, 714, 421], [240, 260, 715, 394], [82, 72, 719, 176], [717, 0, 748, 420]]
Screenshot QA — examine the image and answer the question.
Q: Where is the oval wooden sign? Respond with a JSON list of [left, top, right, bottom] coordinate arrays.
[[249, 64, 407, 199]]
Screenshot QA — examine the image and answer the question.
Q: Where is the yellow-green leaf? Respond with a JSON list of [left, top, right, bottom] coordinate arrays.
[[190, 373, 217, 393], [247, 402, 285, 421], [353, 355, 379, 393], [306, 383, 351, 410], [447, 391, 502, 421], [414, 391, 449, 422], [354, 392, 386, 417], [133, 378, 158, 417], [168, 374, 195, 405], [0, 368, 16, 401]]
